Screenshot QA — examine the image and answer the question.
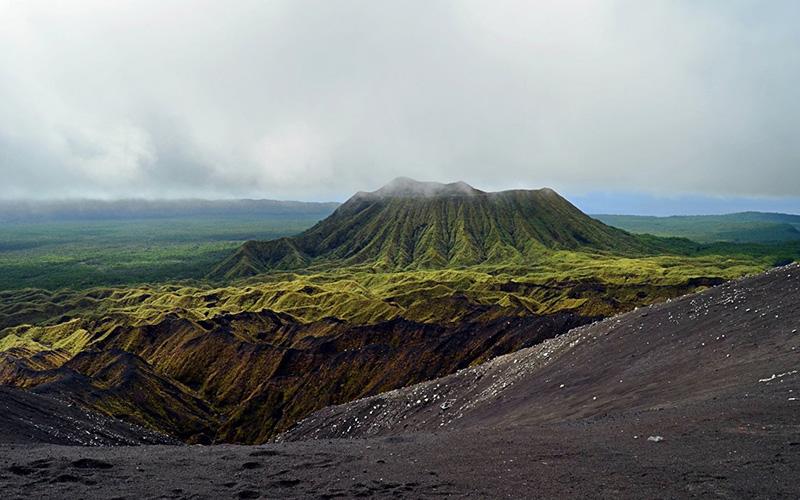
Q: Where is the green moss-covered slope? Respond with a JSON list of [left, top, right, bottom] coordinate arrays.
[[211, 178, 654, 279]]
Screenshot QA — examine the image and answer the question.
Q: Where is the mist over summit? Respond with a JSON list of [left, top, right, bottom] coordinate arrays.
[[361, 177, 484, 199]]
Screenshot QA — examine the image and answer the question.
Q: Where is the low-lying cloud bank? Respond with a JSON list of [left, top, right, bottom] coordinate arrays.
[[1, 1, 799, 201]]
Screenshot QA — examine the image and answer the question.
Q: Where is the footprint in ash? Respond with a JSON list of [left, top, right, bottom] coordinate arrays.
[[7, 465, 35, 476]]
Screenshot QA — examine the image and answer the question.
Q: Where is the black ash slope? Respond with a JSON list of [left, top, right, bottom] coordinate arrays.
[[286, 264, 800, 440]]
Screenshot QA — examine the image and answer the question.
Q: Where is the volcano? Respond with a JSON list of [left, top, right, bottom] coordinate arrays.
[[211, 177, 649, 279]]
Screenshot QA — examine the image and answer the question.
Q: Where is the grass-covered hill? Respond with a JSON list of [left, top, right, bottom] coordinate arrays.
[[595, 211, 800, 243], [211, 178, 654, 279]]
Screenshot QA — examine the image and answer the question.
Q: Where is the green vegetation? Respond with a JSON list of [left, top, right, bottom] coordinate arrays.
[[594, 212, 800, 243], [0, 216, 323, 290], [0, 248, 789, 334], [211, 180, 800, 286], [2, 183, 797, 332]]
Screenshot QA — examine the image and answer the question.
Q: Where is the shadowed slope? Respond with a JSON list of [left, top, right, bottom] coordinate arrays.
[[0, 307, 593, 443], [2, 348, 219, 443], [0, 385, 177, 446], [211, 179, 651, 279]]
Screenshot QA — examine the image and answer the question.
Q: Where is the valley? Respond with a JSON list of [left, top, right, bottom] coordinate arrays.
[[595, 212, 800, 243], [0, 199, 337, 290]]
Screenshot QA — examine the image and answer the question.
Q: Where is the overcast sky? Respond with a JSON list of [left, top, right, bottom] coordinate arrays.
[[1, 1, 799, 211]]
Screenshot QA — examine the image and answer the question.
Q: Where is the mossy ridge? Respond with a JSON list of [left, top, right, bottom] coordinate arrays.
[[0, 249, 774, 356]]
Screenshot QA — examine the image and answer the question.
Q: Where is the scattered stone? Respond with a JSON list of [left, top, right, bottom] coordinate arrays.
[[647, 436, 664, 443]]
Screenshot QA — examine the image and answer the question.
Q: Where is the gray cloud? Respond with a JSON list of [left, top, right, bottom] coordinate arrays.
[[1, 0, 799, 201]]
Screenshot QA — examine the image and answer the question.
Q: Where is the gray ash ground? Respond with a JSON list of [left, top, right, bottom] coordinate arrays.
[[1, 264, 799, 498]]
